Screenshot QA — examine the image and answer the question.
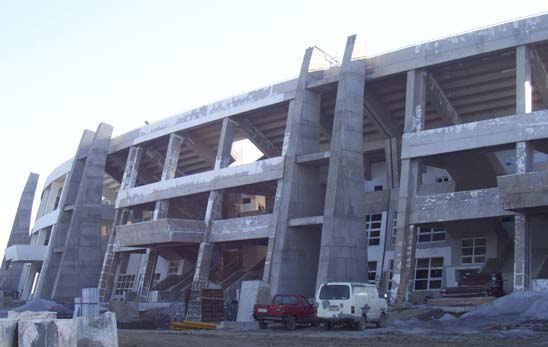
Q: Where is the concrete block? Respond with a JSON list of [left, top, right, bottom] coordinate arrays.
[[236, 281, 270, 322], [18, 319, 77, 347], [0, 319, 17, 347], [75, 311, 118, 347], [8, 311, 57, 319]]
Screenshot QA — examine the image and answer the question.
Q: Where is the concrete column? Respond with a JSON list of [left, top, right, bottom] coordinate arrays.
[[35, 124, 113, 306], [0, 172, 39, 293], [98, 146, 143, 302], [153, 134, 184, 220], [268, 45, 326, 296], [316, 35, 368, 287], [514, 45, 534, 291], [135, 134, 183, 301], [390, 69, 426, 303], [192, 118, 235, 283]]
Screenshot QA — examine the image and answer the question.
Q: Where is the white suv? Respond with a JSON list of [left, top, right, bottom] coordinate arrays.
[[315, 282, 388, 330]]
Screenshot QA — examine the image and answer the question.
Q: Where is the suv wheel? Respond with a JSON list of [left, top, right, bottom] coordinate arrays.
[[258, 321, 268, 329]]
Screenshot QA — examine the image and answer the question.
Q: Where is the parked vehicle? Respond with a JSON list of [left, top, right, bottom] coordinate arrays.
[[315, 282, 388, 330], [253, 294, 317, 330]]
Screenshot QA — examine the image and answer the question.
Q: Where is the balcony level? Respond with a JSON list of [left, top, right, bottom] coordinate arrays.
[[5, 245, 47, 263], [498, 170, 548, 212]]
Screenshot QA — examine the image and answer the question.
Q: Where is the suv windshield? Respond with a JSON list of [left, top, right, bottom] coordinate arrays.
[[319, 285, 350, 300], [273, 295, 298, 305]]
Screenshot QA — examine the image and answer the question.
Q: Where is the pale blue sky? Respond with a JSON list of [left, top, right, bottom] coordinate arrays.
[[1, 0, 548, 257]]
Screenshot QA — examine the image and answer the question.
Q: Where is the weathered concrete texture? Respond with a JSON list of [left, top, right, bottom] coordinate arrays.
[[75, 312, 118, 347], [0, 319, 17, 347], [8, 311, 57, 320], [269, 46, 325, 297], [514, 45, 534, 292], [236, 281, 270, 322], [401, 109, 548, 159], [497, 171, 548, 211], [36, 123, 113, 305], [209, 214, 274, 242], [317, 35, 368, 287], [192, 117, 236, 285], [18, 319, 77, 347], [116, 156, 285, 208], [116, 219, 205, 246], [0, 173, 39, 292], [409, 188, 513, 224], [391, 69, 426, 304]]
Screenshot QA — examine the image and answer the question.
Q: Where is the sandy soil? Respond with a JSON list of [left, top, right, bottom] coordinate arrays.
[[118, 327, 548, 347]]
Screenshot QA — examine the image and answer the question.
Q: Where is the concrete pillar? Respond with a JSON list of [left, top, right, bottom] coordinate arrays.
[[514, 45, 534, 291], [192, 118, 235, 284], [0, 172, 39, 293], [98, 146, 142, 302], [35, 124, 113, 306], [390, 69, 426, 303], [316, 35, 368, 287], [268, 45, 326, 297], [153, 134, 184, 220]]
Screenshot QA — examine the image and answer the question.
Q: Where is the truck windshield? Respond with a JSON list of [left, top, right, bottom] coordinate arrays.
[[319, 285, 350, 300], [273, 296, 298, 305]]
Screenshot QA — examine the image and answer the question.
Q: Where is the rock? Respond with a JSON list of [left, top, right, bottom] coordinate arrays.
[[0, 319, 17, 347], [75, 311, 118, 347], [18, 319, 77, 347]]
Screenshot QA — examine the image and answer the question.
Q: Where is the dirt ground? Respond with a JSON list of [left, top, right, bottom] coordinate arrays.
[[118, 328, 548, 347]]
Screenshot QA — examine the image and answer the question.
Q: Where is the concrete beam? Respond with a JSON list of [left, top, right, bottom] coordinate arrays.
[[530, 47, 548, 108], [116, 156, 284, 208], [409, 188, 512, 224], [209, 214, 273, 242], [288, 216, 323, 227], [425, 73, 462, 125], [366, 14, 548, 80], [402, 109, 548, 159], [498, 170, 548, 211], [364, 89, 400, 138], [234, 118, 280, 158], [116, 219, 205, 247]]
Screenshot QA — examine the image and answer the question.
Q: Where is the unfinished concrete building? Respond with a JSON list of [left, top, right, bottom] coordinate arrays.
[[3, 14, 548, 309]]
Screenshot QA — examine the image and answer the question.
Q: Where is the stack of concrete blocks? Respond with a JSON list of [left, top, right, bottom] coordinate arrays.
[[0, 311, 117, 347], [236, 280, 271, 322]]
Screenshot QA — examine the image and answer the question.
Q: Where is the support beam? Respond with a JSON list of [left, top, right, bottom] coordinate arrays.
[[0, 173, 39, 293], [364, 89, 400, 138], [514, 45, 534, 292], [269, 45, 324, 297], [98, 145, 143, 302], [183, 133, 217, 168], [153, 134, 184, 220], [530, 47, 548, 109], [192, 117, 235, 284], [425, 72, 462, 125], [234, 118, 280, 158], [391, 69, 426, 304], [317, 35, 368, 287]]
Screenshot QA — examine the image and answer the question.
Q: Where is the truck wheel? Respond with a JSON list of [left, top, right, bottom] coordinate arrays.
[[376, 313, 387, 328], [356, 315, 367, 331], [259, 321, 268, 329], [285, 316, 296, 330]]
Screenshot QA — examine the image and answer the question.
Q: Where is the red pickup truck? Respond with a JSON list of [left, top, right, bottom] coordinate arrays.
[[253, 294, 316, 330]]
